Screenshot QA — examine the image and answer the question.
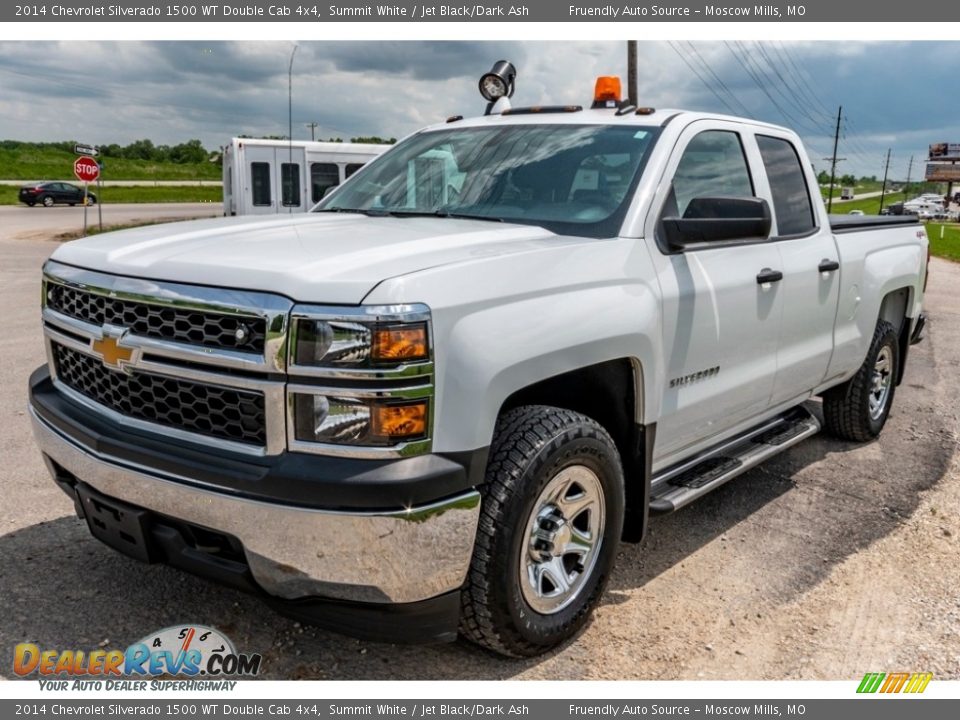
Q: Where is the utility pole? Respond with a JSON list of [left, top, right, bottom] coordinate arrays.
[[304, 122, 318, 141], [827, 105, 842, 212], [904, 155, 913, 202], [879, 148, 891, 214], [627, 40, 637, 106]]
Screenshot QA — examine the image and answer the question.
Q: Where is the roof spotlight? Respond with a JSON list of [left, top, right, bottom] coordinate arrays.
[[479, 60, 517, 106]]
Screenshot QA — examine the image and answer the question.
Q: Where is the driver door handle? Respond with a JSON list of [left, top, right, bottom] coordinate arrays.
[[756, 268, 783, 284], [818, 259, 840, 272]]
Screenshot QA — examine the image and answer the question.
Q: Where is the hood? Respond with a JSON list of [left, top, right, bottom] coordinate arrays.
[[50, 213, 563, 304]]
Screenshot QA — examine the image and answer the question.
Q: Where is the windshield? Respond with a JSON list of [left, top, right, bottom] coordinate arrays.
[[315, 123, 661, 238]]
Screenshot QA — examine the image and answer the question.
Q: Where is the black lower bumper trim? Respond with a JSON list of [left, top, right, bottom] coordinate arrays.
[[49, 468, 460, 644], [266, 592, 461, 645]]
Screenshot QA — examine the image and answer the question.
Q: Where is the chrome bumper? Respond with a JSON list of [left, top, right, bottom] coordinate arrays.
[[30, 408, 481, 605]]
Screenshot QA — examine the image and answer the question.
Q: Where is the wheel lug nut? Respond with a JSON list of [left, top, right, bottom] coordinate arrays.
[[534, 539, 553, 552], [541, 519, 558, 531]]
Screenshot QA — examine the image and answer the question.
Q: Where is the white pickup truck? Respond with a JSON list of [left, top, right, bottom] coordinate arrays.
[[29, 70, 928, 658]]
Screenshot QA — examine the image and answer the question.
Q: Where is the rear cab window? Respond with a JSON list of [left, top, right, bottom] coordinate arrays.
[[756, 135, 816, 236]]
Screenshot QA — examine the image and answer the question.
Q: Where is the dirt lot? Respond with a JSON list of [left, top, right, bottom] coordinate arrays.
[[0, 227, 957, 681]]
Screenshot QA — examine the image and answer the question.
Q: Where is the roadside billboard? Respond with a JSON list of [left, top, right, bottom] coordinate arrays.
[[928, 142, 960, 160], [925, 163, 960, 182]]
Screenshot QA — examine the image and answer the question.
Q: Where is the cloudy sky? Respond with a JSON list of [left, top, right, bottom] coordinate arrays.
[[1, 40, 958, 179]]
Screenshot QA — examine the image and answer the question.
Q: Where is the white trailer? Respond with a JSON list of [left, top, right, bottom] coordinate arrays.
[[222, 138, 388, 216]]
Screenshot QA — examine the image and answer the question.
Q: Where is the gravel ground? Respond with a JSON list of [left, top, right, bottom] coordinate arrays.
[[0, 229, 956, 681]]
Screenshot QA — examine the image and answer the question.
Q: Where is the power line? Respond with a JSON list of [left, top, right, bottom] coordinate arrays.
[[750, 42, 833, 134], [684, 42, 752, 117], [668, 41, 743, 116], [775, 42, 837, 121], [725, 41, 803, 130]]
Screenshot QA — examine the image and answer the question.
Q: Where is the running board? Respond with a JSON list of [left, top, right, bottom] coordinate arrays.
[[648, 408, 820, 515]]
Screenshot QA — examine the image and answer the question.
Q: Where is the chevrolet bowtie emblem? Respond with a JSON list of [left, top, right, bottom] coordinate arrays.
[[92, 333, 135, 371]]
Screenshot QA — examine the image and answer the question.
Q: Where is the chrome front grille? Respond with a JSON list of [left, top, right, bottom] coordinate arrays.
[[47, 283, 267, 353], [42, 261, 290, 457], [53, 342, 267, 446]]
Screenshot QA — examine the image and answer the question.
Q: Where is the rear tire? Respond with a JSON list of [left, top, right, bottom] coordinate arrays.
[[822, 320, 899, 441], [42, 196, 54, 207], [459, 405, 624, 657]]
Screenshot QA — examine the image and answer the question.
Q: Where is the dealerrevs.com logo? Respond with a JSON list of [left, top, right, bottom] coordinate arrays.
[[14, 625, 262, 690]]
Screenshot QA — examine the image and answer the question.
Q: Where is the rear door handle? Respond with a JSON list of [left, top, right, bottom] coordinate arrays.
[[818, 259, 840, 272], [756, 268, 783, 284]]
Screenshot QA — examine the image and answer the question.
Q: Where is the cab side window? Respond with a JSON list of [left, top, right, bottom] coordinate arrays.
[[756, 135, 816, 236], [670, 130, 754, 217]]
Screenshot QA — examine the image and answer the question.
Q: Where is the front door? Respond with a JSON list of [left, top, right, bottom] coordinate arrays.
[[647, 124, 785, 466]]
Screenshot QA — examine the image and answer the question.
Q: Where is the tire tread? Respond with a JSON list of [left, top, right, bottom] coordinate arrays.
[[459, 405, 618, 657], [822, 320, 898, 441]]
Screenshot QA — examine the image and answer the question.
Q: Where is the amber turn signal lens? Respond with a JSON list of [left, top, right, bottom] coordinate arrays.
[[372, 323, 429, 362], [372, 402, 428, 439]]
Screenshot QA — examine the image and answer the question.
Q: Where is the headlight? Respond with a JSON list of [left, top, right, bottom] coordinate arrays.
[[287, 304, 434, 457], [290, 305, 431, 370], [292, 393, 429, 446]]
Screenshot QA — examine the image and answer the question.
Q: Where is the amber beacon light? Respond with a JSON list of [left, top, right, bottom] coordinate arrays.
[[592, 76, 622, 108]]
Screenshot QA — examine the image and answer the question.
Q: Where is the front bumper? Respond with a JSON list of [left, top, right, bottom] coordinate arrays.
[[29, 367, 482, 640]]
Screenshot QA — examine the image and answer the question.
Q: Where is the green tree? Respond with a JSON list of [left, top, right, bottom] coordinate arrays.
[[169, 139, 208, 164], [351, 136, 396, 145], [122, 139, 156, 161]]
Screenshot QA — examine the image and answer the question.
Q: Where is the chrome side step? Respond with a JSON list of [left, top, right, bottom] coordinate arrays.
[[648, 408, 820, 515]]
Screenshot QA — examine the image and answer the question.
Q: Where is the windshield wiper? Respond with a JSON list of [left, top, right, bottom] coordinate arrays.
[[374, 209, 505, 223], [315, 207, 393, 217], [317, 207, 505, 223]]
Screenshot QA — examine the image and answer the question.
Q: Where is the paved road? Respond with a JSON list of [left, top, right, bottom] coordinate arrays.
[[0, 226, 957, 680], [1, 180, 221, 187], [0, 203, 219, 241]]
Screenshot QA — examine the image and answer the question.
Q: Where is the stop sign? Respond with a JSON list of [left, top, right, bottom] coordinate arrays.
[[74, 156, 100, 183]]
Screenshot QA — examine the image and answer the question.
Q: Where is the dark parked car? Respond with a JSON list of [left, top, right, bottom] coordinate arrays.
[[18, 182, 96, 207]]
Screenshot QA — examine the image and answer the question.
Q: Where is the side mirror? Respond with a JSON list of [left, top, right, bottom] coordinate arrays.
[[662, 196, 772, 252]]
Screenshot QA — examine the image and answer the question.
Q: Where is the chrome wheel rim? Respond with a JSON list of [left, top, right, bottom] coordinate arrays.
[[519, 465, 605, 615], [869, 345, 893, 420]]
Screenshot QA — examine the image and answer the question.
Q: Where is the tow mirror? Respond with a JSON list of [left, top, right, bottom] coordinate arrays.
[[662, 196, 772, 251]]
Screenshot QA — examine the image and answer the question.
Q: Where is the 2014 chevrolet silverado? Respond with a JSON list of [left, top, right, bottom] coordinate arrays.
[[29, 68, 928, 657]]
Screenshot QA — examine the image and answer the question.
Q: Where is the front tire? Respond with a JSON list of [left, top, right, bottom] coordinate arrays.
[[823, 320, 899, 441], [42, 196, 54, 207], [460, 405, 624, 657]]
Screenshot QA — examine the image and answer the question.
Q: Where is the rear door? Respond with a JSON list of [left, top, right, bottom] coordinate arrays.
[[243, 145, 277, 215], [753, 133, 841, 405], [277, 149, 306, 212], [647, 122, 785, 464]]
